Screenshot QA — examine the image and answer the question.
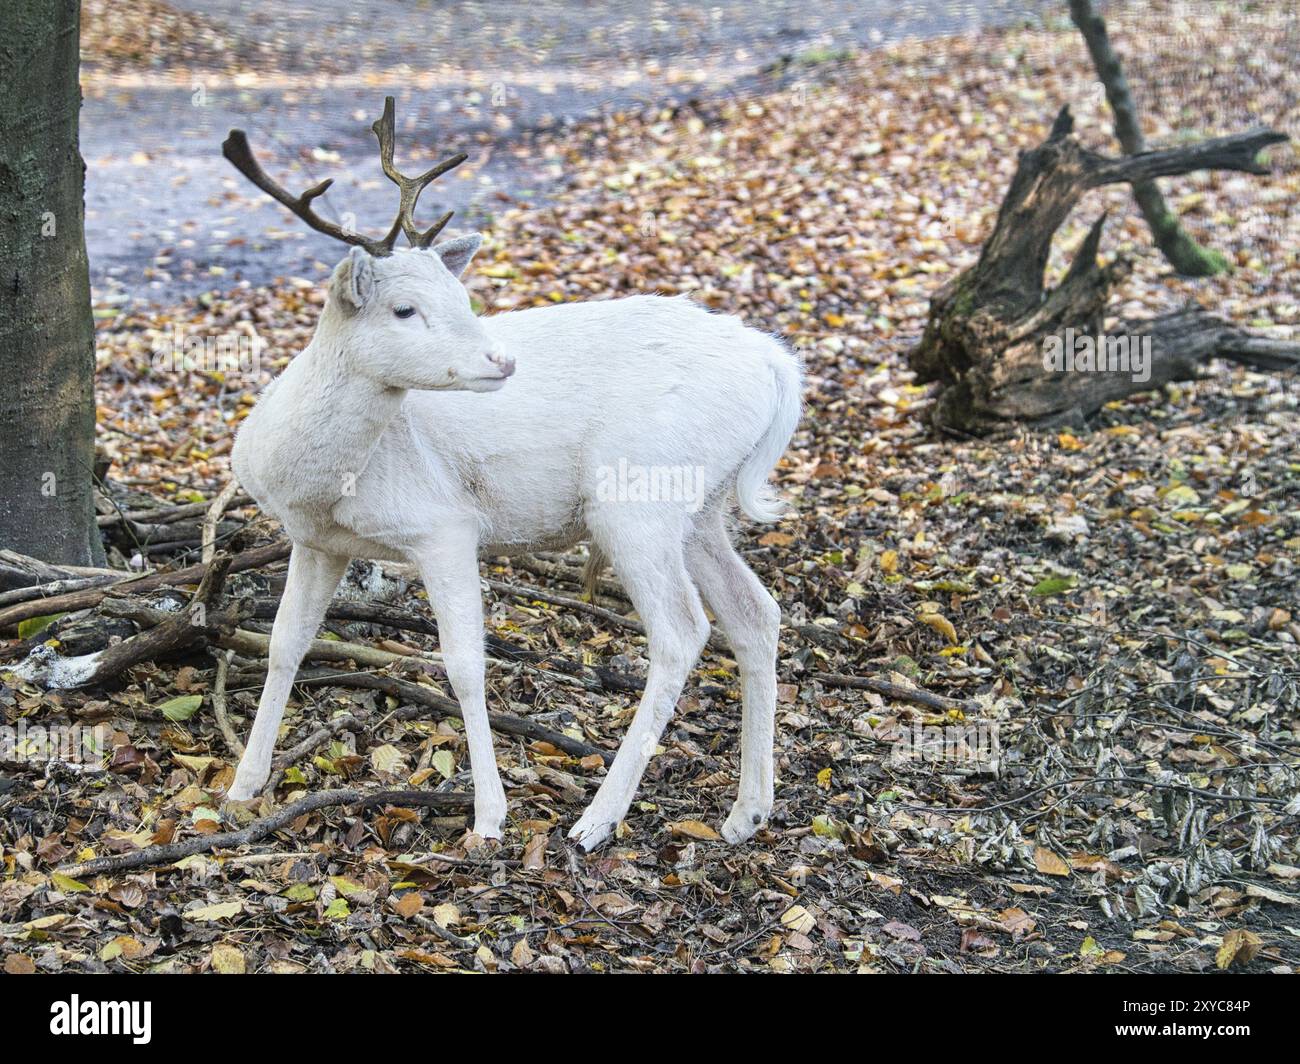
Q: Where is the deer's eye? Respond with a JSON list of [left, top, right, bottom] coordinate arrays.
[[393, 305, 416, 319]]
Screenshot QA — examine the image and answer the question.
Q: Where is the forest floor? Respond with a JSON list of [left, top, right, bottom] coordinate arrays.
[[2, 0, 1299, 973]]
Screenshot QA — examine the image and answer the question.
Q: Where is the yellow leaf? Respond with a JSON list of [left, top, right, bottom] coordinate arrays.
[[101, 936, 146, 963], [212, 943, 246, 974], [1216, 929, 1261, 970], [431, 749, 455, 780], [780, 904, 817, 935], [50, 873, 90, 893], [919, 612, 958, 645], [879, 550, 899, 575], [188, 900, 242, 923], [670, 819, 720, 841]]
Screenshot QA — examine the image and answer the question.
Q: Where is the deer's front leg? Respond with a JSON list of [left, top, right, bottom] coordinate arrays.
[[415, 527, 508, 840], [228, 546, 349, 800]]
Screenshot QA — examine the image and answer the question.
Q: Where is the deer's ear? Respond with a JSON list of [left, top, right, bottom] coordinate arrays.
[[333, 246, 375, 310], [433, 233, 482, 278]]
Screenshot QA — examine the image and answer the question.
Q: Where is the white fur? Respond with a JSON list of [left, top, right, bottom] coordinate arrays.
[[228, 239, 802, 850]]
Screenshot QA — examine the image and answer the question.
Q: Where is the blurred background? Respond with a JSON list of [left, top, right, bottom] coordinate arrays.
[[79, 0, 1296, 305]]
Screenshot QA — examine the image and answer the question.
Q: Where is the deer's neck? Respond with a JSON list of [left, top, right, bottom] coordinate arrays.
[[255, 330, 406, 509]]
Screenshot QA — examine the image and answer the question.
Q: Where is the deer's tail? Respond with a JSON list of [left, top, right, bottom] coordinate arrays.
[[735, 341, 803, 523]]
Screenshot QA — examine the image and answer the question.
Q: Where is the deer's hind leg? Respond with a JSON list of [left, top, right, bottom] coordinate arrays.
[[685, 507, 780, 843], [568, 508, 709, 852]]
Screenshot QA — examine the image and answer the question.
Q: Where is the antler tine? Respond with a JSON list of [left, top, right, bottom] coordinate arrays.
[[222, 129, 391, 255], [371, 96, 468, 250]]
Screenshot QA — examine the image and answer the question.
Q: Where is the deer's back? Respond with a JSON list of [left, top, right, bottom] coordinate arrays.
[[402, 295, 793, 549]]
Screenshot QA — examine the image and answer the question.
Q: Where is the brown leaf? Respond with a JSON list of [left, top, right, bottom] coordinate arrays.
[[4, 954, 36, 974], [522, 831, 548, 871], [1033, 846, 1071, 877], [959, 928, 998, 954], [998, 908, 1036, 938], [882, 920, 922, 942], [394, 892, 424, 918]]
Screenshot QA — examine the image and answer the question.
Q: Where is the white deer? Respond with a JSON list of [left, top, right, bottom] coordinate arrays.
[[221, 99, 802, 851]]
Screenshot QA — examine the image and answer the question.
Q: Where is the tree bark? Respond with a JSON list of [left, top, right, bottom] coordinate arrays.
[[910, 108, 1295, 435], [0, 0, 101, 564], [1068, 0, 1227, 276]]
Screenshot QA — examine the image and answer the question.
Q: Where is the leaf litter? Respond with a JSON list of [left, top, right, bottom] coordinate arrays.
[[2, 0, 1298, 973]]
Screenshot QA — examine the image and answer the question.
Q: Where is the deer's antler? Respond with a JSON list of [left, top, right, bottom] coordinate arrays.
[[371, 96, 468, 249], [222, 96, 467, 257]]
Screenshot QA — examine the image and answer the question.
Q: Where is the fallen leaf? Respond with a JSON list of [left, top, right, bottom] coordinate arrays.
[[1216, 929, 1262, 969]]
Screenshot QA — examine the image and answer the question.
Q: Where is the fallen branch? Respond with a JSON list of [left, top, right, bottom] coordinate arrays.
[[809, 671, 976, 713], [11, 555, 246, 689], [484, 576, 729, 652], [281, 667, 614, 765], [220, 627, 438, 673], [0, 550, 122, 599], [56, 787, 474, 878], [96, 493, 253, 529], [485, 577, 647, 636], [0, 540, 290, 633]]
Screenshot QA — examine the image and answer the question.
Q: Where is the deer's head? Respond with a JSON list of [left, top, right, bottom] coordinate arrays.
[[327, 238, 513, 391], [223, 96, 514, 392]]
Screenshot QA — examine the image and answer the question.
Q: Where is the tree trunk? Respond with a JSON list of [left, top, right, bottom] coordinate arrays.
[[0, 0, 102, 565], [910, 108, 1296, 435], [1068, 0, 1227, 277]]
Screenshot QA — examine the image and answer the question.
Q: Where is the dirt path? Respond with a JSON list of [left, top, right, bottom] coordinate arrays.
[[82, 0, 1047, 304]]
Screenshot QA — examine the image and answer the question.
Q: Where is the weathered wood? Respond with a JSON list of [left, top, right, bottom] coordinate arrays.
[[0, 540, 290, 632], [910, 108, 1295, 434], [11, 555, 247, 688]]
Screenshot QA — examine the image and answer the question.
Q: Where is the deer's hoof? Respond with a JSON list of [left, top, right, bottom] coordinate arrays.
[[471, 816, 505, 842], [227, 760, 270, 802], [720, 800, 769, 845], [567, 813, 615, 853]]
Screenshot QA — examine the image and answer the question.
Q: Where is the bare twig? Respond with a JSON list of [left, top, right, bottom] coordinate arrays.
[[282, 667, 613, 765], [219, 627, 438, 672], [484, 576, 728, 653], [56, 788, 473, 878], [809, 671, 976, 713], [202, 480, 242, 564], [210, 648, 244, 758]]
